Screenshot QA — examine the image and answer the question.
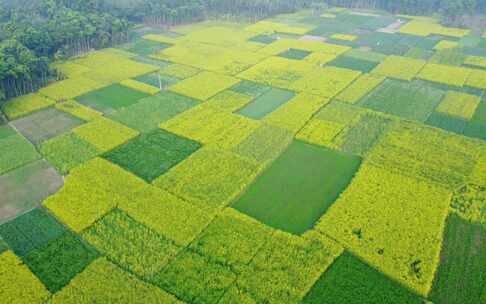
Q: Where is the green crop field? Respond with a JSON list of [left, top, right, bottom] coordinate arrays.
[[1, 6, 485, 304], [233, 141, 361, 234]]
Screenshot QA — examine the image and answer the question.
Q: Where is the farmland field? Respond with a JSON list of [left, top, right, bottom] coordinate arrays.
[[1, 6, 485, 304]]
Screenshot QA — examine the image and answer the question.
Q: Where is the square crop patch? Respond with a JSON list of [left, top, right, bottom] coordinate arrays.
[[126, 39, 172, 56], [76, 83, 150, 114], [108, 91, 198, 133], [82, 209, 180, 279], [233, 140, 362, 235], [152, 249, 236, 304], [168, 71, 240, 101], [72, 117, 139, 152], [0, 134, 40, 175], [0, 160, 63, 224], [103, 129, 201, 182], [40, 133, 99, 175], [302, 251, 423, 304], [10, 107, 85, 145], [24, 231, 99, 293], [278, 48, 312, 60], [328, 55, 379, 73], [249, 34, 277, 44], [0, 208, 66, 256], [236, 87, 296, 119], [360, 79, 445, 122], [230, 80, 271, 97]]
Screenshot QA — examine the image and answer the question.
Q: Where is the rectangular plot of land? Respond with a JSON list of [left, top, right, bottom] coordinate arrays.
[[232, 140, 361, 234], [333, 112, 392, 156], [278, 48, 312, 60], [76, 83, 150, 114], [464, 98, 486, 140], [426, 112, 468, 134], [109, 92, 198, 133], [126, 39, 172, 56], [429, 214, 485, 304], [435, 91, 480, 120], [371, 55, 426, 81], [230, 80, 271, 97], [0, 134, 40, 175], [302, 251, 423, 304], [236, 88, 295, 119], [24, 231, 99, 293], [0, 160, 63, 224], [135, 73, 179, 88], [361, 80, 444, 122], [0, 125, 15, 140], [328, 55, 379, 73], [11, 107, 85, 145], [103, 129, 201, 182], [0, 207, 66, 256], [83, 209, 179, 279], [168, 71, 240, 101], [40, 133, 100, 175], [249, 34, 277, 44]]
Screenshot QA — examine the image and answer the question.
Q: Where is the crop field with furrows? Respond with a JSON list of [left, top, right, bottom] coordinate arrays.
[[1, 7, 486, 304]]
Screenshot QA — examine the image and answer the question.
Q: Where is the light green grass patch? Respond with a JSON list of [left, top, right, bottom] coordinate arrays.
[[40, 133, 99, 175], [0, 134, 40, 175], [109, 91, 198, 133]]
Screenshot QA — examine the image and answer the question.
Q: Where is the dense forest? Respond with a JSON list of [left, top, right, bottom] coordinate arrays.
[[0, 0, 485, 106]]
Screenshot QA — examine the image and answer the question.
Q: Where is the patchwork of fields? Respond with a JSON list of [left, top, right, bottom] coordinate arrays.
[[1, 7, 485, 304]]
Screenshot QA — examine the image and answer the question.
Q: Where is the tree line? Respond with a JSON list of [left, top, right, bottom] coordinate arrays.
[[0, 0, 129, 103], [1, 0, 485, 108]]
